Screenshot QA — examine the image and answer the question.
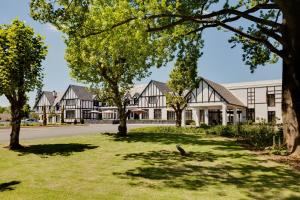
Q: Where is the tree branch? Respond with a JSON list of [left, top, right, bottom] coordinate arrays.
[[216, 21, 285, 58]]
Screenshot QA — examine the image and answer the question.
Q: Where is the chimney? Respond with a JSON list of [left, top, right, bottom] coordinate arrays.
[[53, 90, 57, 98]]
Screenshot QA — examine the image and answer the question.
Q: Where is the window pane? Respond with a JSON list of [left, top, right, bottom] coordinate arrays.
[[66, 110, 75, 119], [267, 94, 275, 107], [185, 110, 192, 121], [167, 111, 175, 120], [142, 109, 149, 119], [268, 111, 276, 123], [66, 99, 75, 106], [154, 109, 161, 119], [148, 96, 157, 104], [246, 108, 255, 121]]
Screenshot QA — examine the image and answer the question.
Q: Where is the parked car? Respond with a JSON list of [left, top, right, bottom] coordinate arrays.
[[21, 118, 40, 125]]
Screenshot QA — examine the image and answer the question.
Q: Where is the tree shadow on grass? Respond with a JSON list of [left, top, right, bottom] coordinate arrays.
[[14, 143, 98, 157], [105, 131, 237, 147], [0, 181, 21, 192], [113, 149, 300, 199]]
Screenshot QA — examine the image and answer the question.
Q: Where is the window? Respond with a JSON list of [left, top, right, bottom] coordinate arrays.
[[134, 97, 139, 105], [93, 100, 99, 107], [83, 110, 91, 119], [66, 99, 76, 106], [154, 109, 162, 119], [267, 94, 275, 107], [185, 110, 193, 121], [66, 110, 75, 119], [167, 111, 176, 120], [142, 109, 149, 119], [148, 96, 157, 104], [268, 111, 276, 124], [246, 108, 255, 122], [247, 88, 255, 104]]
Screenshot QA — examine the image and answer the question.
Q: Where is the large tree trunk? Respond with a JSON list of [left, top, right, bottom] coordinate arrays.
[[175, 109, 182, 127], [117, 106, 127, 136], [279, 0, 300, 156], [282, 62, 300, 156], [9, 107, 23, 150]]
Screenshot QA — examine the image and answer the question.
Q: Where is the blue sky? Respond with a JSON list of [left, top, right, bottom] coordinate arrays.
[[0, 0, 282, 107]]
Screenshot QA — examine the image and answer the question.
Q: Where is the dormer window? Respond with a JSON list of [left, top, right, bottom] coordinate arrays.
[[134, 97, 139, 105]]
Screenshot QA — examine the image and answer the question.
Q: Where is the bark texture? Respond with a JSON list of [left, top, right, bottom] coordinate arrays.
[[278, 0, 300, 156], [9, 105, 23, 150], [117, 106, 127, 136], [175, 109, 182, 127]]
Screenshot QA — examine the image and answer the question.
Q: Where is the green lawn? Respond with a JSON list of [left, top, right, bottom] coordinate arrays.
[[0, 127, 299, 200]]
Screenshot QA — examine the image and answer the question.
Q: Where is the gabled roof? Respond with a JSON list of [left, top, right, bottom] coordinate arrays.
[[203, 78, 245, 107], [138, 80, 171, 98], [53, 92, 63, 106], [152, 80, 171, 95], [69, 85, 94, 101], [33, 91, 55, 109], [128, 84, 147, 97], [43, 91, 55, 105]]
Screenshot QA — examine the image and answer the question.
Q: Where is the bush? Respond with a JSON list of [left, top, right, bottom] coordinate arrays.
[[74, 119, 77, 125], [199, 123, 210, 129], [131, 126, 205, 134], [80, 119, 85, 124], [206, 123, 280, 149], [206, 125, 237, 137]]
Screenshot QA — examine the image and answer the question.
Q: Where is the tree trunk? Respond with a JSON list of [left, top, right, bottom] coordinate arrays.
[[282, 62, 300, 156], [117, 106, 127, 136], [43, 105, 47, 126], [175, 109, 182, 127], [61, 105, 64, 124], [9, 107, 23, 150], [279, 0, 300, 156]]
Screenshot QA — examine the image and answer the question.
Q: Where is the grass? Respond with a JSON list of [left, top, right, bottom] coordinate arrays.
[[0, 126, 300, 200]]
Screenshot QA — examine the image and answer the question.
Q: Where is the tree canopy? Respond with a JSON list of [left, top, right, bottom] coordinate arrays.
[[30, 0, 300, 156], [0, 19, 47, 149], [166, 42, 201, 126]]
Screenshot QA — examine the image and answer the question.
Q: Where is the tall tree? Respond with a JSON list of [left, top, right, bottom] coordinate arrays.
[[0, 19, 47, 149], [31, 0, 300, 156], [30, 0, 166, 136], [166, 42, 201, 127]]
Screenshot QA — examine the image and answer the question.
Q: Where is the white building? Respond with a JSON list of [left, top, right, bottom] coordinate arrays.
[[34, 78, 282, 125], [223, 79, 282, 124]]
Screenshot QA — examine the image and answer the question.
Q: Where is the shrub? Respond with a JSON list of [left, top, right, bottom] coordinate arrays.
[[131, 126, 205, 135], [206, 125, 237, 137], [206, 123, 280, 149], [199, 123, 210, 129], [80, 119, 85, 124], [74, 119, 77, 125]]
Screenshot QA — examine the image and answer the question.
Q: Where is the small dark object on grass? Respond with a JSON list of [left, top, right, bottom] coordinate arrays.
[[176, 145, 187, 156]]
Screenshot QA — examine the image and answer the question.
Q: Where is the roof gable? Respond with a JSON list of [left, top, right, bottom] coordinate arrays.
[[70, 85, 93, 101], [203, 78, 245, 107], [139, 80, 171, 98]]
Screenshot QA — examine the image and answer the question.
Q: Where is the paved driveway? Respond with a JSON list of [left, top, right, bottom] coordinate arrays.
[[0, 124, 158, 143]]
